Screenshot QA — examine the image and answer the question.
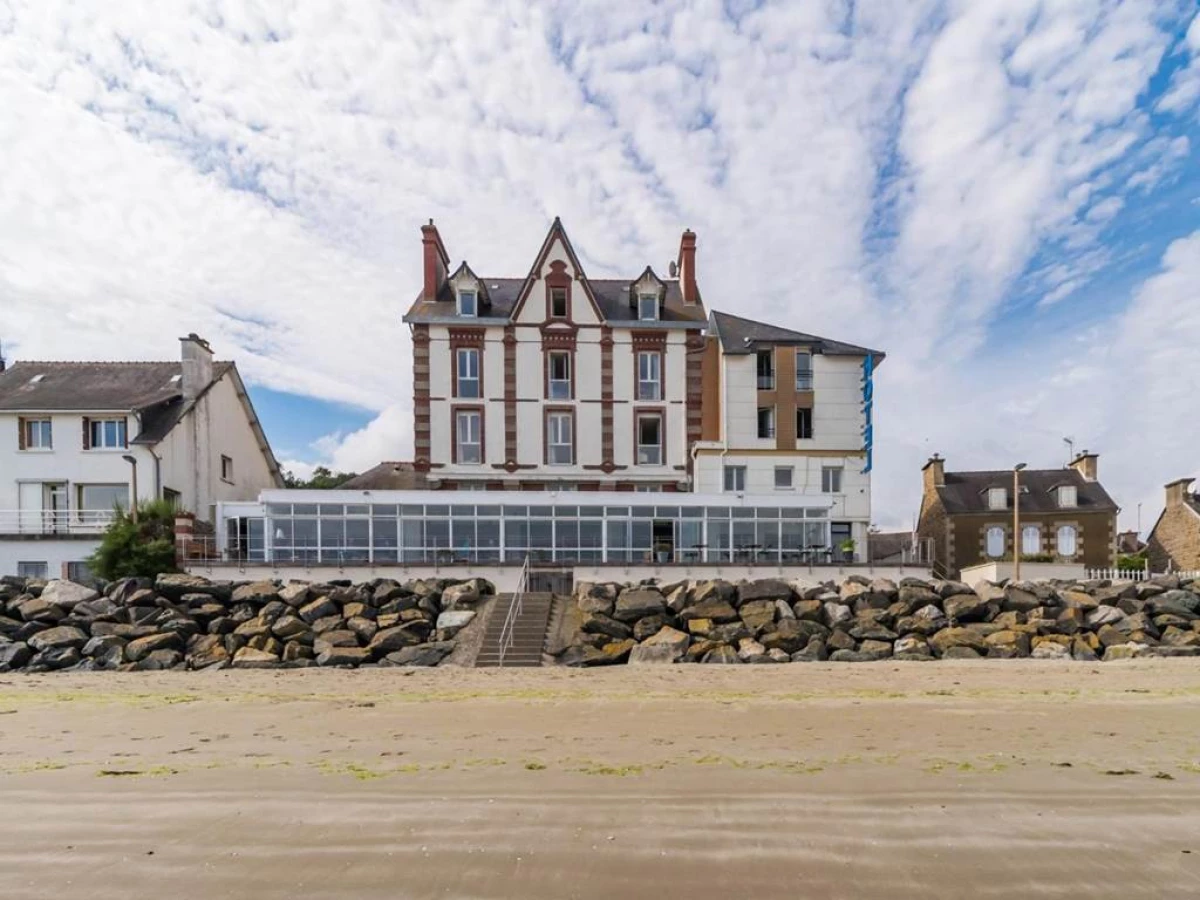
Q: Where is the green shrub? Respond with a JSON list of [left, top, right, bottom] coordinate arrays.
[[88, 499, 180, 582], [1116, 553, 1148, 572]]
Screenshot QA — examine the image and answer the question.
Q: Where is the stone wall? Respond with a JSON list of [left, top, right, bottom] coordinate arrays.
[[0, 573, 493, 672], [1147, 503, 1200, 573], [559, 574, 1200, 665]]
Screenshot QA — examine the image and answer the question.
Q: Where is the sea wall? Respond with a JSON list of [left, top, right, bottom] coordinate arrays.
[[559, 573, 1200, 665], [0, 573, 493, 672]]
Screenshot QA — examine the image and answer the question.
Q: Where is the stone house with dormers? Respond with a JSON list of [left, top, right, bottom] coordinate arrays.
[[402, 218, 708, 490], [1146, 478, 1200, 573], [916, 451, 1119, 577]]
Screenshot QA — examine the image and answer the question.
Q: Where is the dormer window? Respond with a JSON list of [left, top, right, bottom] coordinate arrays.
[[458, 290, 477, 317], [1058, 485, 1077, 508], [637, 293, 658, 321], [551, 287, 568, 319], [987, 487, 1007, 510]]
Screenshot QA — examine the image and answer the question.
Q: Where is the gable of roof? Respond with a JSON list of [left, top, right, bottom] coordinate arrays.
[[507, 217, 605, 323], [709, 311, 885, 360], [935, 468, 1118, 515]]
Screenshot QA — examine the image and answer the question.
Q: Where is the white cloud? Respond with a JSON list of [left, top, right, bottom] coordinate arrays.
[[0, 0, 1196, 530]]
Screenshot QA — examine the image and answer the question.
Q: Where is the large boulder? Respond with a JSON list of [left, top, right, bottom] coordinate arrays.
[[929, 627, 988, 657], [738, 599, 778, 634], [367, 623, 430, 656], [298, 597, 339, 624], [231, 581, 279, 605], [440, 581, 482, 611], [701, 645, 740, 664], [232, 647, 281, 668], [1085, 606, 1125, 628], [761, 619, 827, 654], [436, 610, 476, 638], [736, 580, 792, 605], [944, 592, 990, 622], [384, 641, 455, 667], [628, 643, 679, 665], [1030, 642, 1071, 660], [15, 596, 61, 624], [985, 630, 1031, 659], [791, 636, 828, 662], [40, 580, 99, 608], [316, 646, 372, 667], [680, 597, 739, 624], [27, 625, 88, 652], [186, 634, 230, 668], [155, 573, 230, 601], [577, 583, 617, 616], [278, 583, 311, 607], [0, 642, 32, 670], [612, 589, 666, 623], [1002, 584, 1042, 613], [124, 632, 183, 662], [580, 612, 633, 640], [639, 626, 690, 661], [690, 580, 736, 608]]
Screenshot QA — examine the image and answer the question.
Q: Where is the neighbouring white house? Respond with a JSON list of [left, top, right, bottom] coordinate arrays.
[[690, 311, 884, 559], [0, 335, 282, 579]]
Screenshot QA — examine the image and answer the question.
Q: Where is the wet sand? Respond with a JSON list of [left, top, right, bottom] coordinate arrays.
[[1, 661, 1199, 898]]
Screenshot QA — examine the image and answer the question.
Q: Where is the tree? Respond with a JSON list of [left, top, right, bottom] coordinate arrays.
[[282, 466, 358, 489], [88, 499, 179, 582]]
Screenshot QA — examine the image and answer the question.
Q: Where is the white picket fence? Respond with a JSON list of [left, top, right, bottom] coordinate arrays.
[[1085, 567, 1200, 582]]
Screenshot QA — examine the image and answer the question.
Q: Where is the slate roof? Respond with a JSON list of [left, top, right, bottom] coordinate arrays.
[[708, 311, 885, 360], [339, 462, 429, 490], [0, 361, 234, 412], [934, 468, 1118, 515], [868, 531, 914, 563], [402, 277, 707, 326]]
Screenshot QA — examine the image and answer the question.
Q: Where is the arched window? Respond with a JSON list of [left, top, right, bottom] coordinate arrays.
[[1056, 525, 1078, 558], [985, 526, 1005, 558], [1021, 525, 1041, 556]]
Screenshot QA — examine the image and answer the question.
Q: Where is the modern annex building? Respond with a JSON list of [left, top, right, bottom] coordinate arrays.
[[204, 220, 891, 580]]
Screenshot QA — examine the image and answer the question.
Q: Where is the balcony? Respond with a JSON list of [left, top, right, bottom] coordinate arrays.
[[0, 510, 117, 536], [756, 375, 775, 390], [795, 372, 813, 391]]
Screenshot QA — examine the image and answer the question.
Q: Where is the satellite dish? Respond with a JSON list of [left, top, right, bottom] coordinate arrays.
[[668, 260, 677, 277]]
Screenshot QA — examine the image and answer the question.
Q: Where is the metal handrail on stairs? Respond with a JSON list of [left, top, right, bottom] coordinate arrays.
[[497, 556, 531, 667]]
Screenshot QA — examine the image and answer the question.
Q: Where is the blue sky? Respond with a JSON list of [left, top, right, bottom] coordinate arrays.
[[1, 0, 1198, 530]]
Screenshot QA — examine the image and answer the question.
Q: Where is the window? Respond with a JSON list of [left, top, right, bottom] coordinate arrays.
[[634, 484, 662, 493], [724, 465, 746, 492], [88, 418, 127, 449], [796, 408, 813, 439], [637, 352, 661, 400], [986, 526, 1005, 558], [547, 412, 573, 465], [163, 488, 181, 510], [548, 351, 571, 399], [1021, 525, 1041, 555], [757, 407, 775, 439], [551, 287, 568, 318], [795, 350, 813, 390], [65, 561, 97, 587], [17, 561, 48, 579], [988, 487, 1007, 510], [756, 351, 774, 389], [774, 466, 793, 490], [457, 290, 477, 317], [638, 293, 658, 321], [1056, 524, 1078, 558], [636, 414, 662, 465], [822, 466, 843, 493], [456, 348, 480, 398], [1058, 485, 1077, 508], [20, 418, 52, 450], [77, 484, 127, 522], [455, 411, 482, 464]]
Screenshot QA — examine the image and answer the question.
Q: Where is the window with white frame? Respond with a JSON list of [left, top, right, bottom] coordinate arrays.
[[637, 351, 661, 400], [17, 561, 48, 579], [774, 466, 793, 489], [822, 465, 843, 493], [1056, 524, 1078, 557], [987, 487, 1007, 510], [547, 412, 573, 465], [66, 561, 96, 586], [1021, 524, 1041, 555], [985, 526, 1005, 558], [724, 465, 746, 492], [636, 414, 662, 465], [757, 407, 775, 439], [456, 348, 480, 398], [89, 418, 127, 449], [457, 290, 477, 317], [20, 418, 52, 450], [455, 411, 482, 464], [795, 350, 813, 390], [550, 287, 568, 318], [796, 407, 813, 439], [1058, 485, 1077, 508], [548, 351, 571, 399], [77, 484, 127, 522], [637, 293, 658, 321]]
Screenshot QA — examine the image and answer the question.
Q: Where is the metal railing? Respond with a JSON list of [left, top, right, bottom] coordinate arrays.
[[0, 509, 117, 535], [1085, 567, 1200, 582], [497, 556, 531, 668]]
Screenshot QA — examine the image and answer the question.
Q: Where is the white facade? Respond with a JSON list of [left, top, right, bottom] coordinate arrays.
[[0, 340, 281, 579]]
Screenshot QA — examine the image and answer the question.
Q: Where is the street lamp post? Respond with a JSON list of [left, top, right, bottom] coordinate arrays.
[[122, 455, 139, 524], [1013, 463, 1027, 581]]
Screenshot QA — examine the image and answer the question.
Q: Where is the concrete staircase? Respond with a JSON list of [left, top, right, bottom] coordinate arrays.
[[474, 592, 554, 668]]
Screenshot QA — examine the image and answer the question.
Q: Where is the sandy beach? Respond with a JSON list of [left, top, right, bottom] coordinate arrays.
[[1, 661, 1199, 898]]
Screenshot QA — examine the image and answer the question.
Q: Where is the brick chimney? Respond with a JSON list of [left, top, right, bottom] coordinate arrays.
[[1069, 450, 1098, 482], [179, 334, 214, 401], [421, 220, 450, 303], [1165, 477, 1196, 507], [922, 454, 945, 492], [678, 229, 698, 305]]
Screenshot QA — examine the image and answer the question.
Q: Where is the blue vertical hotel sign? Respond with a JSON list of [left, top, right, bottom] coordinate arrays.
[[861, 353, 874, 474]]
